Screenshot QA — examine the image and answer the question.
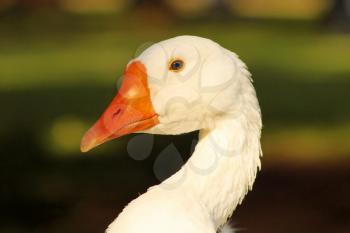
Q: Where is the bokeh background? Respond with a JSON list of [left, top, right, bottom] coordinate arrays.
[[1, 0, 350, 233]]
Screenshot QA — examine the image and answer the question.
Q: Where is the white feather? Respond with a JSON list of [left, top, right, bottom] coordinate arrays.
[[106, 35, 262, 233], [219, 223, 236, 233]]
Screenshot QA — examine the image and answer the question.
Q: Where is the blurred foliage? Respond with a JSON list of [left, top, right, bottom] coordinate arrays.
[[59, 0, 132, 13], [226, 0, 332, 19], [0, 0, 340, 19], [164, 0, 215, 17], [1, 14, 350, 161]]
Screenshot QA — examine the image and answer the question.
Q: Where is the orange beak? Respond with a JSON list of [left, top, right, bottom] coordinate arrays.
[[80, 61, 159, 152]]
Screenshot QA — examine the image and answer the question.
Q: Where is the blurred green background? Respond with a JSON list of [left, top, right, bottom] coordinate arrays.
[[1, 0, 350, 233]]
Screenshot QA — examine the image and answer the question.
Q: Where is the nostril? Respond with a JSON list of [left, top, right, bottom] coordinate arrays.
[[112, 108, 122, 120]]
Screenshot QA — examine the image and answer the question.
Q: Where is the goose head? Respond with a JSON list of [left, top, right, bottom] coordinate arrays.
[[81, 35, 250, 152]]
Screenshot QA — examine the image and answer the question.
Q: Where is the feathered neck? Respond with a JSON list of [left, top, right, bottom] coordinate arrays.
[[160, 86, 262, 228]]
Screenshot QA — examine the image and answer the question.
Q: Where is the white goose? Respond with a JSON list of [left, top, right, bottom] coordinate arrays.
[[81, 35, 262, 233]]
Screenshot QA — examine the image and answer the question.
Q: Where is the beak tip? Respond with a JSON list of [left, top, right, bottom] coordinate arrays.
[[80, 145, 90, 153], [80, 142, 91, 153], [80, 133, 95, 153]]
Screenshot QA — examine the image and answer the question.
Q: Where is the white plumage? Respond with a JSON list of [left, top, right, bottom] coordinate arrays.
[[84, 36, 262, 233]]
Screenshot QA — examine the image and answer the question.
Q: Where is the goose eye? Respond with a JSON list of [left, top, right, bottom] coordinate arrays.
[[169, 59, 184, 71]]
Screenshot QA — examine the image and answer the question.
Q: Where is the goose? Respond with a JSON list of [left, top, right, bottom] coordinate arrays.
[[81, 35, 262, 233]]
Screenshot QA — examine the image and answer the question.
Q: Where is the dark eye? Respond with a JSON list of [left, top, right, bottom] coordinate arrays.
[[169, 59, 184, 71]]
